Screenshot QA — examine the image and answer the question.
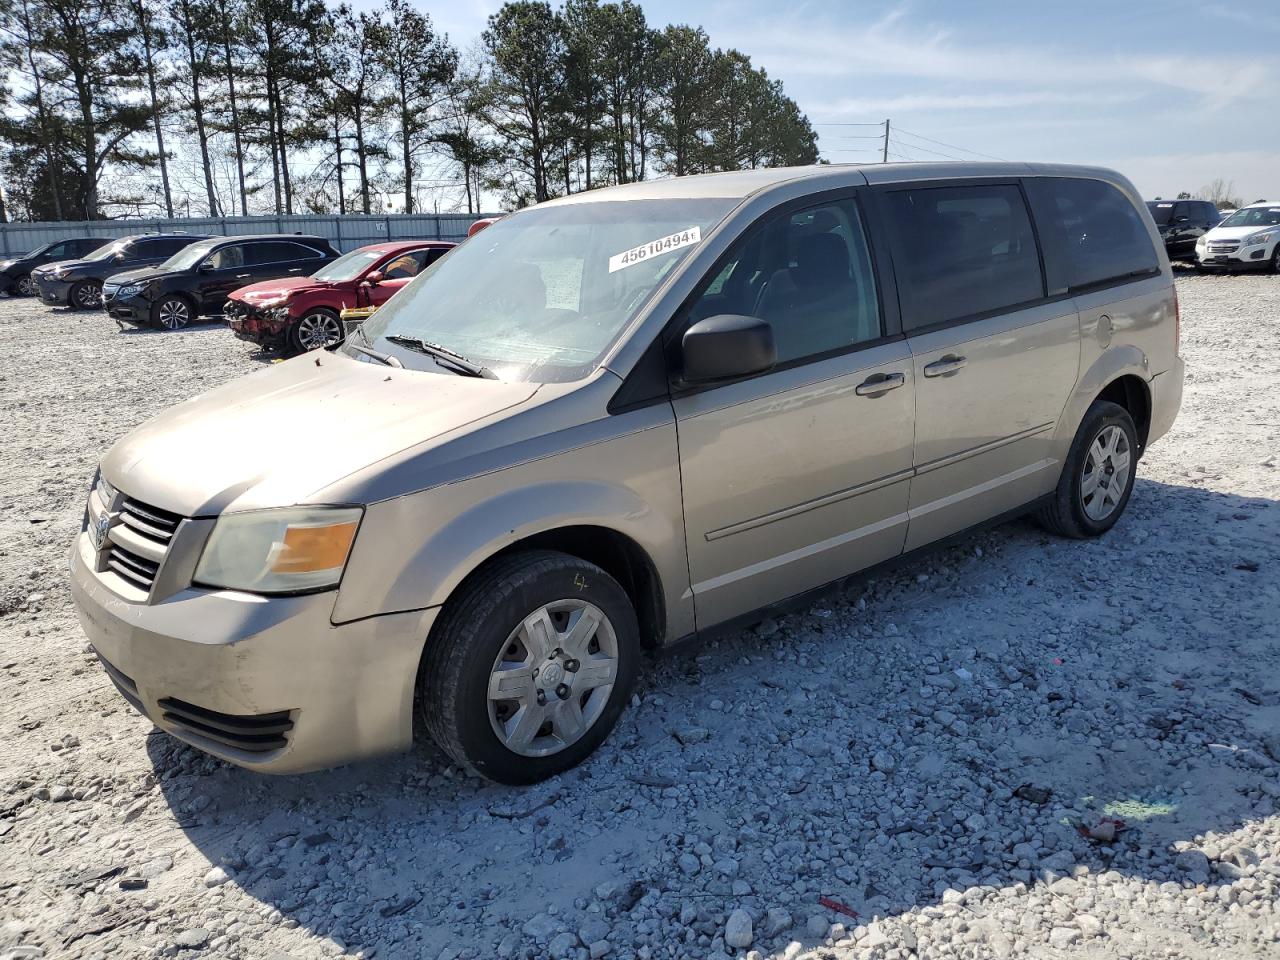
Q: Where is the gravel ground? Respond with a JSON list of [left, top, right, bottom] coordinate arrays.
[[1, 274, 1279, 960]]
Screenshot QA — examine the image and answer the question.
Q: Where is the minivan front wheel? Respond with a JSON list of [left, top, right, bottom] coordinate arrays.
[[419, 550, 639, 784], [1040, 400, 1137, 538]]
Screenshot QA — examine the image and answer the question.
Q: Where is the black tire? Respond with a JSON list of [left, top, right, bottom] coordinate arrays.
[[13, 274, 34, 297], [419, 549, 640, 785], [287, 308, 344, 354], [1271, 244, 1280, 274], [153, 295, 193, 330], [1039, 400, 1138, 539], [70, 279, 102, 309]]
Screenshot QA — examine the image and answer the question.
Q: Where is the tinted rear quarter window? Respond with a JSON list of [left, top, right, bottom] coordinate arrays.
[[884, 183, 1043, 331], [1029, 178, 1159, 292], [248, 241, 324, 265]]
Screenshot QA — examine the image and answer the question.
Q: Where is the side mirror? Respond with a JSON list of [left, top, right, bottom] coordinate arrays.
[[681, 314, 775, 383], [198, 261, 215, 273], [363, 270, 384, 285]]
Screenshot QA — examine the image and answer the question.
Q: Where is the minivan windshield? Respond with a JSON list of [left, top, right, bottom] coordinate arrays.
[[160, 238, 220, 271], [358, 197, 738, 382], [1218, 206, 1280, 228], [311, 248, 383, 283]]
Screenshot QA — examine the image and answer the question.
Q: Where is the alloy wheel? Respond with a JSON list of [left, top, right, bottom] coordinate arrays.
[[487, 599, 619, 758], [1080, 424, 1131, 522], [15, 276, 33, 296], [295, 312, 343, 350], [157, 299, 190, 330], [74, 282, 102, 308]]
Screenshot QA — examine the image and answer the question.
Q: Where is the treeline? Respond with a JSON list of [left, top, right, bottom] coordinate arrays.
[[0, 0, 819, 221]]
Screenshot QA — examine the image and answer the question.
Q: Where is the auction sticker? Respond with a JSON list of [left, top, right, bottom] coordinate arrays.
[[609, 227, 701, 273]]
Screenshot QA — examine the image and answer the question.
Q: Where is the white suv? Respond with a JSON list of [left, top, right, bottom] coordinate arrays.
[[1196, 201, 1280, 272]]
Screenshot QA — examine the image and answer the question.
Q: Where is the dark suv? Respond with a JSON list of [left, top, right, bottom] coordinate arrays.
[[0, 237, 109, 296], [1146, 199, 1221, 260], [35, 234, 209, 309], [103, 234, 340, 330]]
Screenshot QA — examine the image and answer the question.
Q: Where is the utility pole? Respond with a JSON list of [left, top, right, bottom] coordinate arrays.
[[882, 118, 891, 163]]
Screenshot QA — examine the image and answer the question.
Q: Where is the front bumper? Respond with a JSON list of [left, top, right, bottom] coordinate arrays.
[[69, 524, 436, 774], [225, 303, 289, 347], [37, 276, 73, 305], [104, 291, 154, 325], [1196, 240, 1275, 269]]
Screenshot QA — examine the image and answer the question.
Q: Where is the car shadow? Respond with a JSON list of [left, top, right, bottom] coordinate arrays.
[[146, 477, 1278, 957]]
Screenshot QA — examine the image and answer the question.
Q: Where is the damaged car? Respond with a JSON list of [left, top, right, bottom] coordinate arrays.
[[224, 240, 453, 353]]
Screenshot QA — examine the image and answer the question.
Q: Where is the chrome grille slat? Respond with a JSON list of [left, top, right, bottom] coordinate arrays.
[[99, 494, 184, 595]]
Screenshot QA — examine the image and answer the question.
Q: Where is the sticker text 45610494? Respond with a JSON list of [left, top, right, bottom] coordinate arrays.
[[608, 227, 702, 274]]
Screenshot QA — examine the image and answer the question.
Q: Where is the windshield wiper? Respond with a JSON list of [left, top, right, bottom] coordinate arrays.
[[385, 335, 497, 379], [345, 324, 402, 367]]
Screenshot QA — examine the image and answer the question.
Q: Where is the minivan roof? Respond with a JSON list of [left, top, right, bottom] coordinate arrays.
[[539, 161, 1134, 207]]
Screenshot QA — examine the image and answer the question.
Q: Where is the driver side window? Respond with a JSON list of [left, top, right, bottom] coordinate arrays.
[[204, 244, 245, 271], [683, 198, 882, 365]]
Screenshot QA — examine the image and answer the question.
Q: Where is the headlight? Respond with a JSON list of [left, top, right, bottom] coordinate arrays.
[[115, 283, 143, 298], [93, 471, 118, 507], [265, 306, 291, 321], [50, 267, 66, 279], [1246, 232, 1273, 246], [194, 506, 362, 594]]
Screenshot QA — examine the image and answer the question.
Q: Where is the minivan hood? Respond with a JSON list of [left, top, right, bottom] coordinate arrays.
[[100, 355, 540, 516]]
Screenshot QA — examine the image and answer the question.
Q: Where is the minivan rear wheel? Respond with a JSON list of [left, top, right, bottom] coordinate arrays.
[[1039, 400, 1137, 538], [419, 550, 639, 784]]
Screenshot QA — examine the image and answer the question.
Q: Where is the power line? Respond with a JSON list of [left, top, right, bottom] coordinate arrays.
[[893, 126, 1007, 162], [889, 138, 966, 162]]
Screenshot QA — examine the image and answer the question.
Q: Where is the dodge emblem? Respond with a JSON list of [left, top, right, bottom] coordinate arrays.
[[93, 513, 113, 550]]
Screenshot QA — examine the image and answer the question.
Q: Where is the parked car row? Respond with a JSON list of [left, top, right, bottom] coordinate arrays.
[[4, 229, 475, 354], [1145, 197, 1280, 272]]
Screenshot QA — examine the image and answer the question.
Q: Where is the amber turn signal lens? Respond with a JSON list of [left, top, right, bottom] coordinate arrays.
[[270, 521, 359, 574]]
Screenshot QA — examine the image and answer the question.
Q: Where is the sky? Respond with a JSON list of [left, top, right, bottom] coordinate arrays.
[[375, 0, 1279, 203]]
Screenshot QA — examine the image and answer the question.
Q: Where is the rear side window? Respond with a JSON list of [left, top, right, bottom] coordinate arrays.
[[1031, 178, 1159, 291], [248, 241, 324, 265], [885, 183, 1043, 331]]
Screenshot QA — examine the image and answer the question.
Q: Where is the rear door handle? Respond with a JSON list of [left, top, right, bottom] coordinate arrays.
[[855, 372, 906, 397], [923, 355, 967, 378]]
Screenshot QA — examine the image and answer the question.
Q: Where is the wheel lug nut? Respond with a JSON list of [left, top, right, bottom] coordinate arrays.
[[556, 683, 570, 700], [565, 658, 580, 672], [536, 690, 547, 706]]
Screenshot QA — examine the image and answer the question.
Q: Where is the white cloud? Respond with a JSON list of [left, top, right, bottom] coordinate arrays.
[[811, 90, 1141, 115]]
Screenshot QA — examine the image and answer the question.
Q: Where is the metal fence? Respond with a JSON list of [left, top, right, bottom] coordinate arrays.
[[0, 212, 503, 256]]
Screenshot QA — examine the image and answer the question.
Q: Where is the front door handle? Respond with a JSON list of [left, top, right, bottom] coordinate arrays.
[[855, 372, 906, 396], [235, 273, 251, 279], [923, 355, 967, 378]]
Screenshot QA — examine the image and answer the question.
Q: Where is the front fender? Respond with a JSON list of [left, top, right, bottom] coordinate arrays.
[[1051, 345, 1150, 460], [331, 422, 691, 638]]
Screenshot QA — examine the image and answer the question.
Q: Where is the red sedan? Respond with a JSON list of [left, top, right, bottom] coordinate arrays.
[[224, 240, 454, 353]]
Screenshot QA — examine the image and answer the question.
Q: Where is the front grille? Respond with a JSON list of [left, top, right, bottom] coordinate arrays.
[[101, 496, 184, 595], [106, 545, 160, 591], [158, 697, 294, 753], [1208, 241, 1240, 253], [95, 650, 146, 716]]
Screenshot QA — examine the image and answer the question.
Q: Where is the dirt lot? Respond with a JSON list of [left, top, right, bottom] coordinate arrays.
[[1, 274, 1278, 960]]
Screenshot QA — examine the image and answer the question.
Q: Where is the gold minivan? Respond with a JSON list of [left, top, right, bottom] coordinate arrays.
[[71, 163, 1183, 783]]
